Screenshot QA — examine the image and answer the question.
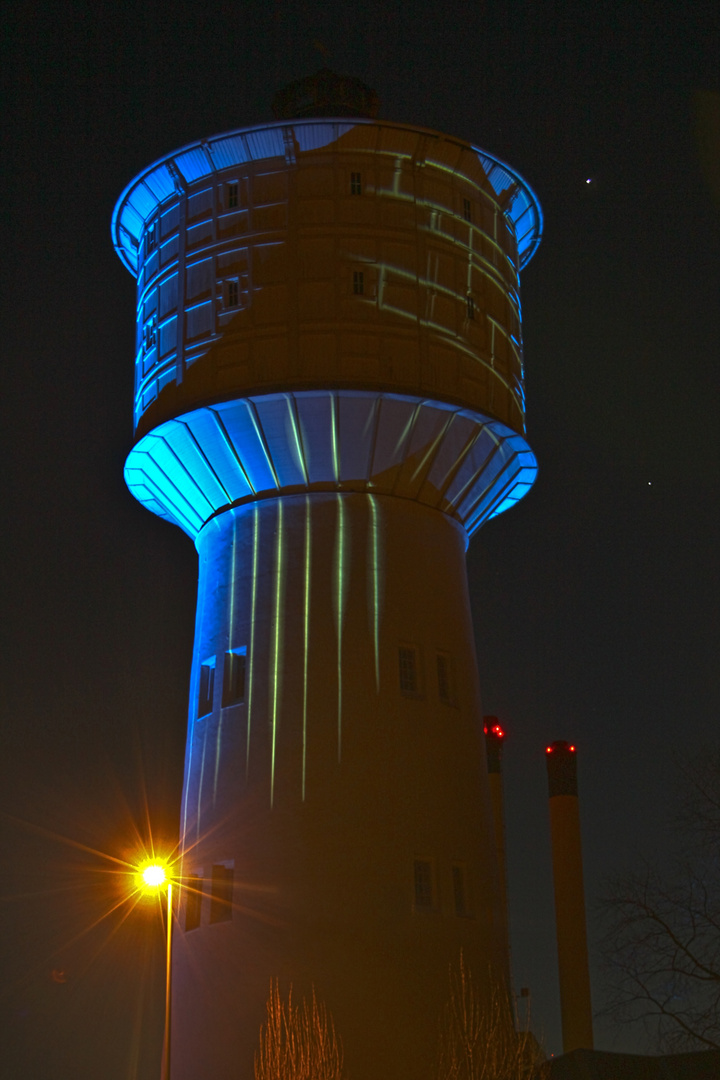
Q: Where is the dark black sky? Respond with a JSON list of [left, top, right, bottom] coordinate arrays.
[[1, 1, 719, 1074]]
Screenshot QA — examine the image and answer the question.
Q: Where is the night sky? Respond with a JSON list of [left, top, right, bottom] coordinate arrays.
[[2, 2, 719, 1076]]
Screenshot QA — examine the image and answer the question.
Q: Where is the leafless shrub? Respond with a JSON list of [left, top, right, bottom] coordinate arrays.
[[254, 978, 346, 1080], [437, 953, 545, 1080]]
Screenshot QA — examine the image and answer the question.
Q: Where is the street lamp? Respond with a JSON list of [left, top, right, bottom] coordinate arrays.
[[137, 858, 173, 1080]]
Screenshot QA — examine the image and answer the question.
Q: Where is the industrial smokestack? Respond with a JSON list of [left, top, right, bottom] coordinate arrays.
[[484, 718, 509, 942], [546, 740, 594, 1053]]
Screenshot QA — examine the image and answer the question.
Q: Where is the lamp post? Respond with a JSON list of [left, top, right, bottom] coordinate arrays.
[[138, 861, 173, 1080]]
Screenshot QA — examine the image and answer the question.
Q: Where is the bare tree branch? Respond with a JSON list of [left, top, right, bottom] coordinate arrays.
[[599, 751, 720, 1051]]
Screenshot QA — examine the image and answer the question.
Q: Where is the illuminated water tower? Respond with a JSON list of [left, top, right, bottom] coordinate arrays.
[[112, 72, 542, 1080]]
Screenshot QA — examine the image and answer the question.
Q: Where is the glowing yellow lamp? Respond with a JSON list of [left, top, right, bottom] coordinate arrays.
[[135, 858, 171, 894], [143, 864, 167, 888]]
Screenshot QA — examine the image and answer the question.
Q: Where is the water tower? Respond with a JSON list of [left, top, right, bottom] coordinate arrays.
[[112, 72, 542, 1080]]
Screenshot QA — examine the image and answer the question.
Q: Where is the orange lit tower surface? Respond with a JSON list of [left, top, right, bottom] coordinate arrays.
[[112, 73, 542, 1079], [546, 740, 594, 1053]]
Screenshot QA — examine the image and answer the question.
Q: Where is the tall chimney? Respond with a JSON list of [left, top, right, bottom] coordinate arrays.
[[546, 740, 593, 1053], [484, 718, 509, 944]]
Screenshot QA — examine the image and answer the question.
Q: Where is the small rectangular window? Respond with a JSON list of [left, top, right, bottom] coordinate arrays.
[[463, 197, 472, 222], [353, 270, 364, 295], [226, 279, 239, 308], [414, 859, 434, 911], [143, 316, 157, 351], [466, 295, 475, 320], [398, 646, 418, 694], [184, 874, 203, 932], [222, 648, 247, 707], [198, 657, 215, 717], [350, 171, 362, 195], [227, 182, 239, 209], [146, 220, 158, 254], [210, 864, 233, 923], [437, 653, 453, 704], [453, 865, 468, 916]]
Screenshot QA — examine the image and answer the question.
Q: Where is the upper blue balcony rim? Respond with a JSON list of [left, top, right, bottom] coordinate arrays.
[[111, 117, 543, 277]]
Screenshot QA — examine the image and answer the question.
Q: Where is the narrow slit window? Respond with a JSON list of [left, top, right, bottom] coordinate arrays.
[[198, 657, 215, 717], [453, 865, 468, 916], [353, 270, 364, 296], [437, 653, 453, 704], [466, 295, 475, 320], [350, 171, 362, 195], [414, 859, 433, 911], [184, 874, 203, 932], [223, 648, 247, 707], [146, 220, 157, 254], [210, 864, 234, 923], [399, 646, 418, 695], [226, 279, 239, 308], [463, 197, 472, 222], [227, 182, 239, 209]]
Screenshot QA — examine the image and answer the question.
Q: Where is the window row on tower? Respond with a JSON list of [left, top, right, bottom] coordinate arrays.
[[195, 644, 456, 720], [224, 171, 363, 210], [137, 250, 513, 349], [141, 169, 492, 262], [136, 163, 518, 303], [180, 857, 471, 933]]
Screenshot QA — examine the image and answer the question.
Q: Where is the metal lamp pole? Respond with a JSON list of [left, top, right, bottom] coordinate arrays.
[[162, 879, 173, 1080]]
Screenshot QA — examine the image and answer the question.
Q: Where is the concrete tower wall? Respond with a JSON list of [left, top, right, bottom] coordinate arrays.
[[176, 493, 506, 1078]]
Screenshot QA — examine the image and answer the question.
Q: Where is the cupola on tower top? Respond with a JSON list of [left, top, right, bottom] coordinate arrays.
[[271, 68, 380, 119]]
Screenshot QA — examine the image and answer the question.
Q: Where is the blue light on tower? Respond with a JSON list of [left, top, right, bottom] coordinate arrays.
[[113, 73, 541, 1080]]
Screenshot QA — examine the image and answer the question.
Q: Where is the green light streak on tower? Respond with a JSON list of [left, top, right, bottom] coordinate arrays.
[[270, 500, 284, 806], [246, 504, 259, 780], [196, 722, 209, 842], [302, 496, 311, 801], [213, 714, 223, 805], [217, 515, 236, 804]]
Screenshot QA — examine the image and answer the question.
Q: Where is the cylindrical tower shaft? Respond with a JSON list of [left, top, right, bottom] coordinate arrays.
[[546, 740, 594, 1053], [175, 493, 506, 1077]]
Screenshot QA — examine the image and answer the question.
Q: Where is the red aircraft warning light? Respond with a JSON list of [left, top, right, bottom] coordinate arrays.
[[484, 720, 505, 739], [547, 740, 576, 754]]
